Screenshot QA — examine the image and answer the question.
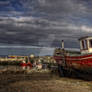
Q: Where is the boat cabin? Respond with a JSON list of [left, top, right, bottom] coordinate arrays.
[[79, 36, 92, 54]]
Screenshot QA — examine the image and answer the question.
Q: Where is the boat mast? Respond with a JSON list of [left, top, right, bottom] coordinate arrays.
[[62, 40, 64, 49]]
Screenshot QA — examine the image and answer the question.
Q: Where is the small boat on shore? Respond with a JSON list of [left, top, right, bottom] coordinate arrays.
[[20, 59, 32, 68]]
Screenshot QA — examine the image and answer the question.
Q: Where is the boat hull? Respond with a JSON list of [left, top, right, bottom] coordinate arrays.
[[54, 54, 92, 74]]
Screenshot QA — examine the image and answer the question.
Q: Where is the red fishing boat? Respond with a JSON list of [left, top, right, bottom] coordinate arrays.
[[54, 36, 92, 76]]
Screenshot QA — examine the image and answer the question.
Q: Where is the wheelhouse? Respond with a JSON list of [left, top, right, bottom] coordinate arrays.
[[79, 36, 92, 54]]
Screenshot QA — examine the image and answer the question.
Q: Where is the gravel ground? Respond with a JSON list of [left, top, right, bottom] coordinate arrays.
[[0, 70, 92, 92]]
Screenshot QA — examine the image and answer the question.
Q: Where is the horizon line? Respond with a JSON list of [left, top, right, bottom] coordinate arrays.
[[0, 45, 80, 50]]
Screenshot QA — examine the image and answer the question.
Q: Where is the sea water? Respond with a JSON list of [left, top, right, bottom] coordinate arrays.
[[0, 47, 54, 56]]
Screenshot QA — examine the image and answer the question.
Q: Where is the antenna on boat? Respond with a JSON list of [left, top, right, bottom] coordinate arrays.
[[62, 40, 64, 49]]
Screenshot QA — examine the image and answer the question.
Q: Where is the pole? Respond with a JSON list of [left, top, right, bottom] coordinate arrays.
[[62, 40, 64, 49]]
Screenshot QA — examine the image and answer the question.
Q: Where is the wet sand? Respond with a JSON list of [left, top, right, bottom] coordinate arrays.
[[0, 70, 92, 92]]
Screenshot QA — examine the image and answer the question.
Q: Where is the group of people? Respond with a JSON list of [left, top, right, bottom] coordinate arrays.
[[20, 58, 47, 70], [32, 60, 43, 70], [20, 57, 43, 70]]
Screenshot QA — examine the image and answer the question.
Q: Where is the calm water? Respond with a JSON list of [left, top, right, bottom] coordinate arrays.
[[0, 47, 54, 56]]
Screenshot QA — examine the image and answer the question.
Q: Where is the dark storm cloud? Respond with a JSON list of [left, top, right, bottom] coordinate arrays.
[[0, 0, 92, 48]]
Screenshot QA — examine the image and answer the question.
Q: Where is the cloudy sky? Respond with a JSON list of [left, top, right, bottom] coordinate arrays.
[[0, 0, 92, 48]]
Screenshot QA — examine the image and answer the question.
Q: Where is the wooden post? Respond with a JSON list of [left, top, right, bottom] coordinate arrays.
[[7, 61, 8, 71]]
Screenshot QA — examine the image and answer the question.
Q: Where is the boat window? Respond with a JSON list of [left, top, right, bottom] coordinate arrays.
[[81, 41, 83, 49], [82, 40, 87, 50], [89, 40, 92, 47], [82, 40, 85, 49], [84, 40, 87, 49], [56, 53, 60, 55]]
